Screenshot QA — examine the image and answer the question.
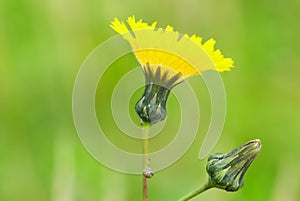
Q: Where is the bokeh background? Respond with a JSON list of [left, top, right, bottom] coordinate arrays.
[[1, 0, 300, 200]]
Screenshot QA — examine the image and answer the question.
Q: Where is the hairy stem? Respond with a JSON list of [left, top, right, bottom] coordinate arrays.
[[143, 176, 148, 201], [143, 124, 150, 201], [178, 182, 212, 201]]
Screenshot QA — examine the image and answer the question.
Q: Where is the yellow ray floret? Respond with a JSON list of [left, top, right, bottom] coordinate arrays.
[[110, 16, 234, 79]]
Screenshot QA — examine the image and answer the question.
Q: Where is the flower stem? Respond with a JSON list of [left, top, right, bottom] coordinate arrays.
[[178, 182, 212, 201], [142, 124, 150, 201], [143, 176, 148, 201]]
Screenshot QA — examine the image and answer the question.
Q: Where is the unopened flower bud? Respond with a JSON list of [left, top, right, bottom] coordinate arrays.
[[206, 139, 262, 192]]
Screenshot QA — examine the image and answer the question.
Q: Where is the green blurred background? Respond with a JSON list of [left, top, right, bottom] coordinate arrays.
[[1, 0, 300, 200]]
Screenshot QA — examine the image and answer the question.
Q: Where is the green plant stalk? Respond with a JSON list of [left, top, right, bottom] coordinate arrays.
[[178, 182, 212, 201], [143, 124, 150, 201]]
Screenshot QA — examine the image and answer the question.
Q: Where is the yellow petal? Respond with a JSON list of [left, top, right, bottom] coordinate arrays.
[[110, 16, 234, 79]]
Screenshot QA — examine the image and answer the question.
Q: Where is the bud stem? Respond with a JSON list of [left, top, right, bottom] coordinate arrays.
[[178, 182, 212, 201]]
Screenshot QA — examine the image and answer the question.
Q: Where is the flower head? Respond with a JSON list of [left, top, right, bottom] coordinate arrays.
[[206, 139, 262, 192], [110, 16, 234, 124]]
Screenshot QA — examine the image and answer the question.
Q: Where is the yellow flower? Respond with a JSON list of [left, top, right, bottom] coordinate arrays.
[[111, 16, 233, 78], [110, 16, 234, 124]]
